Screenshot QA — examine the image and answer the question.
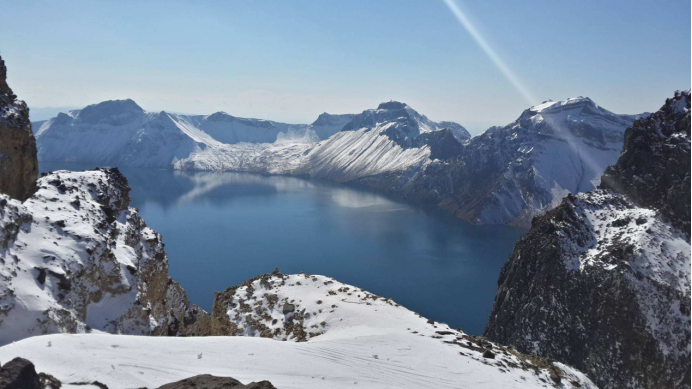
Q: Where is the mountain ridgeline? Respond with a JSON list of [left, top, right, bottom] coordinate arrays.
[[34, 97, 640, 226], [348, 97, 641, 226], [484, 90, 691, 389]]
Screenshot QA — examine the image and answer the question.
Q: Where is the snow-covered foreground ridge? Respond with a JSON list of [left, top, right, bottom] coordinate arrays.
[[0, 272, 597, 389], [0, 168, 208, 345], [34, 96, 642, 226]]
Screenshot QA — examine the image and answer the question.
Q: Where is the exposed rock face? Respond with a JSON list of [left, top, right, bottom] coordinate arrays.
[[0, 357, 60, 389], [484, 91, 691, 389], [357, 97, 642, 226], [158, 374, 276, 389], [0, 168, 209, 345], [601, 90, 691, 232], [0, 357, 41, 389], [0, 56, 38, 201]]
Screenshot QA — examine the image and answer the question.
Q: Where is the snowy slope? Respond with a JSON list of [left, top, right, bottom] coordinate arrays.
[[0, 272, 597, 389], [171, 101, 467, 181], [0, 168, 207, 345]]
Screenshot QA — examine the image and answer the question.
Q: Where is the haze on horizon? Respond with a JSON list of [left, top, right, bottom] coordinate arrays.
[[1, 0, 689, 134]]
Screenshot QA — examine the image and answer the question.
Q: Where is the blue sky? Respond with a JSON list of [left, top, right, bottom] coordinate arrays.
[[1, 0, 689, 133]]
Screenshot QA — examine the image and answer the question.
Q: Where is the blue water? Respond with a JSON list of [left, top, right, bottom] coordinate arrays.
[[40, 162, 526, 335]]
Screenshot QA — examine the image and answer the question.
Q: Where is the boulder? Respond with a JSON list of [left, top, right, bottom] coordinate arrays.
[[157, 374, 276, 389], [0, 358, 41, 389]]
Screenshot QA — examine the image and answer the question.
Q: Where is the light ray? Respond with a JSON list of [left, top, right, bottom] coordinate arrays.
[[442, 0, 537, 105], [442, 0, 616, 198]]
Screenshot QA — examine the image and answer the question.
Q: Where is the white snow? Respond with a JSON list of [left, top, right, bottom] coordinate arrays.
[[0, 169, 177, 345], [34, 97, 640, 226], [0, 273, 597, 389], [558, 190, 691, 358]]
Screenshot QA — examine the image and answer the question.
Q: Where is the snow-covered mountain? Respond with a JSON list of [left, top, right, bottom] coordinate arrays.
[[33, 99, 317, 167], [0, 168, 209, 345], [484, 91, 691, 389], [0, 271, 597, 388], [375, 96, 645, 226], [166, 101, 471, 180], [34, 97, 638, 226]]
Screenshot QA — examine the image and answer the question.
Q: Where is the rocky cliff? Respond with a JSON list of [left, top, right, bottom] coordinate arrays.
[[601, 89, 691, 232], [484, 91, 691, 388], [0, 55, 38, 201], [0, 168, 209, 345]]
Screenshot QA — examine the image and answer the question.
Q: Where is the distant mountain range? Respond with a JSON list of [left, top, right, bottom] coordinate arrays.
[[34, 97, 645, 226]]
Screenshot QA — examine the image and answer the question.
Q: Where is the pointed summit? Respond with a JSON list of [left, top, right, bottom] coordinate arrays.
[[77, 99, 144, 125]]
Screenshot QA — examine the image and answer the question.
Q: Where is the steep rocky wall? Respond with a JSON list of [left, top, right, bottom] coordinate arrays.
[[0, 55, 38, 201], [601, 90, 691, 233], [484, 91, 691, 389], [0, 168, 209, 345]]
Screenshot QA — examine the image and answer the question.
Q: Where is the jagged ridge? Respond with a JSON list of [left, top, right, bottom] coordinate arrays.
[[484, 91, 691, 389]]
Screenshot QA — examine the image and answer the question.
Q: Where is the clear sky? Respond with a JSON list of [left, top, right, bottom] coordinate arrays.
[[1, 0, 689, 133]]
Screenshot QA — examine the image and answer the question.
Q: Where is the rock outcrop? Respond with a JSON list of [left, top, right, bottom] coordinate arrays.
[[158, 374, 276, 389], [0, 357, 59, 389], [0, 168, 210, 345], [484, 91, 691, 389], [601, 89, 691, 232], [0, 55, 38, 201]]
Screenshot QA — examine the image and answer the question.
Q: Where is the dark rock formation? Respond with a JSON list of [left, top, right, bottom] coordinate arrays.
[[601, 89, 691, 233], [157, 374, 276, 389], [0, 55, 38, 201], [0, 358, 40, 389], [484, 91, 691, 389]]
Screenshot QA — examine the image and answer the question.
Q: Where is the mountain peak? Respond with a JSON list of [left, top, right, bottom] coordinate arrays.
[[205, 111, 236, 122], [530, 96, 597, 113], [311, 112, 356, 127], [377, 101, 408, 110], [78, 99, 144, 125]]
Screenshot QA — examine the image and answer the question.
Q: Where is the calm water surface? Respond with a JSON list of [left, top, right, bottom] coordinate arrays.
[[40, 162, 525, 335]]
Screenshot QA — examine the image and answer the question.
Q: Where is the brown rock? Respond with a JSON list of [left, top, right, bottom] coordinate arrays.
[[0, 55, 38, 201]]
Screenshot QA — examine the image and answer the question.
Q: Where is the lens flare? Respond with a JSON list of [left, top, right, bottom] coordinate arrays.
[[442, 0, 616, 196], [442, 0, 537, 105]]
